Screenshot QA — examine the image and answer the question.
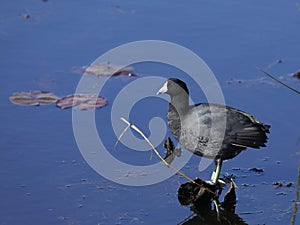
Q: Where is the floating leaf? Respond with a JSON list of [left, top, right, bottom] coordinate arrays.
[[273, 181, 294, 188], [9, 91, 59, 106], [249, 167, 264, 173], [56, 94, 108, 110], [21, 14, 30, 19], [84, 62, 137, 76]]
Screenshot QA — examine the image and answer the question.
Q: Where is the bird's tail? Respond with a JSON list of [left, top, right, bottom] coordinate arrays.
[[232, 124, 270, 149]]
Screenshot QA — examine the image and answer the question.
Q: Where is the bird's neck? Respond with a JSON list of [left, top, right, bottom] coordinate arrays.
[[170, 93, 189, 115]]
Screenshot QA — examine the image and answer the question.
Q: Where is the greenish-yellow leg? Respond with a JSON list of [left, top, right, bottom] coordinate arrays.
[[210, 159, 223, 184]]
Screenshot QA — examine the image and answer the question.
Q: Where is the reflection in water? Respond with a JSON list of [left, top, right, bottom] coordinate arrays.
[[177, 178, 248, 225], [179, 206, 247, 225]]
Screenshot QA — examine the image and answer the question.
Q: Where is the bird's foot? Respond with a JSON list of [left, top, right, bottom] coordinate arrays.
[[163, 137, 181, 164], [206, 178, 226, 187]]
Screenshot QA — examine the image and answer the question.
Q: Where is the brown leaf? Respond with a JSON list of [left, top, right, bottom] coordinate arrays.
[[9, 91, 59, 106], [84, 62, 135, 76], [56, 94, 108, 110]]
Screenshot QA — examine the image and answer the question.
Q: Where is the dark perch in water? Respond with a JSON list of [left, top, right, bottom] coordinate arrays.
[[157, 78, 270, 184], [178, 179, 247, 225], [163, 137, 236, 212], [178, 177, 239, 221]]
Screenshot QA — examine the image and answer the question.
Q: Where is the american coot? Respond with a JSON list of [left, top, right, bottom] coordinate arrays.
[[157, 78, 270, 184]]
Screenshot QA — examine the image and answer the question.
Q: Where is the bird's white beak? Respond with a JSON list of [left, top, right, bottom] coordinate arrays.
[[156, 81, 168, 95]]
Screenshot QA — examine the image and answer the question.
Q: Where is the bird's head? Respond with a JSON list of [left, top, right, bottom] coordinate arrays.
[[157, 78, 189, 96]]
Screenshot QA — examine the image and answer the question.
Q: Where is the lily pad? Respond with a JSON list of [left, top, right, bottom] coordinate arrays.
[[9, 91, 59, 106], [56, 94, 108, 110], [84, 62, 137, 76]]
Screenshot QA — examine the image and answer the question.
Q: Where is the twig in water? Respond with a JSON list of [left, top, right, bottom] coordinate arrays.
[[119, 117, 198, 185], [257, 67, 300, 95], [119, 117, 221, 198], [114, 122, 130, 150]]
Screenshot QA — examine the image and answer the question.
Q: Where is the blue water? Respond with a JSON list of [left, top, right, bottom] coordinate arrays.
[[1, 1, 299, 224]]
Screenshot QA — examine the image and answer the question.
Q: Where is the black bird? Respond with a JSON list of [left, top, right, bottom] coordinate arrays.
[[157, 78, 270, 184]]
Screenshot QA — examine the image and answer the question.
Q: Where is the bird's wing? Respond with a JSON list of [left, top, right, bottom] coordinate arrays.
[[195, 103, 270, 149]]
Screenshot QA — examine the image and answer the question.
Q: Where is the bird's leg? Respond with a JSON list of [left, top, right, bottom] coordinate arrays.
[[210, 159, 223, 185]]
